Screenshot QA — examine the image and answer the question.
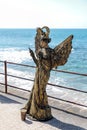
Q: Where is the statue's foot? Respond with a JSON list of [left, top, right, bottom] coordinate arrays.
[[26, 113, 53, 121], [26, 106, 53, 121]]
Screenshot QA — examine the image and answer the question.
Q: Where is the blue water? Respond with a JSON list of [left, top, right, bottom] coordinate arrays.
[[0, 29, 87, 91]]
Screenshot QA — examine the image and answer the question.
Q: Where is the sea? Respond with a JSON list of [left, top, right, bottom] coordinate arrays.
[[0, 29, 87, 93]]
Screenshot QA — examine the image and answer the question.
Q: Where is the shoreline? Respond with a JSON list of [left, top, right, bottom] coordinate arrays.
[[0, 84, 87, 108]]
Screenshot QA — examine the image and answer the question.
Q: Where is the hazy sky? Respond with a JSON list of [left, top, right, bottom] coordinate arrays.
[[0, 0, 87, 28]]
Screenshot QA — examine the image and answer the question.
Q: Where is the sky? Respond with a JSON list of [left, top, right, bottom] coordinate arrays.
[[0, 0, 87, 28]]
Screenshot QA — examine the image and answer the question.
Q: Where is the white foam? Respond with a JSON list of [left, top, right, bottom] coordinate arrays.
[[0, 48, 32, 63], [6, 67, 34, 90]]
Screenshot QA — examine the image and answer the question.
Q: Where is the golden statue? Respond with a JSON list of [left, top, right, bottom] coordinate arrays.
[[22, 26, 73, 121]]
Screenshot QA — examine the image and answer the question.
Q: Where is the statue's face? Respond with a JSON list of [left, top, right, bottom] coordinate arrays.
[[40, 40, 48, 48]]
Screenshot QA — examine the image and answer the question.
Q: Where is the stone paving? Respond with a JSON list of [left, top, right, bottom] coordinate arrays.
[[0, 92, 87, 130]]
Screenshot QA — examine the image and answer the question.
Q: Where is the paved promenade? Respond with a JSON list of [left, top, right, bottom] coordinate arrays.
[[0, 92, 87, 130]]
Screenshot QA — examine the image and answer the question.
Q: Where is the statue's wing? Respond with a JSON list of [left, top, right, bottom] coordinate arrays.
[[53, 35, 73, 67]]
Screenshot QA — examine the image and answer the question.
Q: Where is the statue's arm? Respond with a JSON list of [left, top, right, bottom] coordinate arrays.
[[29, 48, 38, 66]]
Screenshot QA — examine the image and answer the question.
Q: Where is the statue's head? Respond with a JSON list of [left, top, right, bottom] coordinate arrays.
[[35, 26, 51, 58], [36, 26, 51, 47]]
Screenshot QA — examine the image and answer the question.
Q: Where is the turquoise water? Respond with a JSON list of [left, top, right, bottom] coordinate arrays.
[[0, 29, 87, 91]]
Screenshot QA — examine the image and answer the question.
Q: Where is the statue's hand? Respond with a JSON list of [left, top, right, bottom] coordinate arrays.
[[29, 48, 34, 57]]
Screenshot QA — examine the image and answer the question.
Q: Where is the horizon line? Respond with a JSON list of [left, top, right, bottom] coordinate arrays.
[[0, 27, 87, 29]]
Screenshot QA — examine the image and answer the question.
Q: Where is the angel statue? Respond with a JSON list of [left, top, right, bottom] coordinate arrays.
[[22, 26, 73, 121]]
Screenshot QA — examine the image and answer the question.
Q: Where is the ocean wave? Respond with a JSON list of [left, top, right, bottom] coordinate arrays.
[[0, 48, 31, 63]]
